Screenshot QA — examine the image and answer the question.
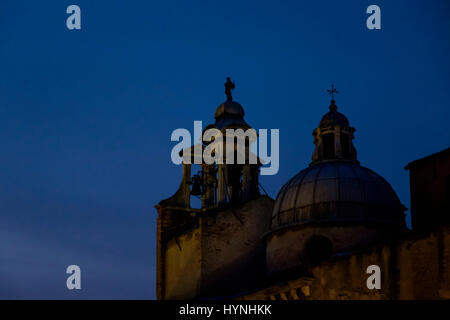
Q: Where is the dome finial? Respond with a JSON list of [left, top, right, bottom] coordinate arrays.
[[329, 99, 337, 112], [327, 83, 338, 100], [327, 84, 339, 111], [224, 77, 235, 102]]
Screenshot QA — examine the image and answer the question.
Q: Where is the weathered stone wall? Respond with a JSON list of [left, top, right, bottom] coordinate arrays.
[[161, 196, 275, 299], [266, 223, 400, 278], [201, 196, 274, 297], [164, 228, 202, 299], [241, 225, 450, 300]]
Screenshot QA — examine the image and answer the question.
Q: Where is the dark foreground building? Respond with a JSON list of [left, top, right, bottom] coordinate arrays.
[[405, 148, 450, 232], [155, 85, 450, 300]]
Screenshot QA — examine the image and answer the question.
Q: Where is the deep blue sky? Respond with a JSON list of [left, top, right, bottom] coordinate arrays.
[[0, 0, 449, 299]]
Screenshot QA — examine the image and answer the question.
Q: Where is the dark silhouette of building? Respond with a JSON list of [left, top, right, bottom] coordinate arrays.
[[155, 82, 450, 300], [405, 148, 450, 232]]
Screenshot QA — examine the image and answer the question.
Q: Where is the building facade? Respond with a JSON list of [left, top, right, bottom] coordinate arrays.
[[155, 84, 450, 300]]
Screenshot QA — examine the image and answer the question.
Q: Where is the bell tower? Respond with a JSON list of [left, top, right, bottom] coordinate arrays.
[[155, 79, 274, 299]]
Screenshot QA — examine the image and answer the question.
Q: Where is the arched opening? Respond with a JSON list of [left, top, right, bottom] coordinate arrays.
[[322, 133, 335, 159], [340, 133, 350, 157], [189, 164, 203, 209], [302, 235, 333, 266], [227, 164, 243, 203]]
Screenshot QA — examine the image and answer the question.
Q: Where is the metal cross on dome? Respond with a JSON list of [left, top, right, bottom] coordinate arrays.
[[224, 77, 235, 102], [327, 84, 339, 100]]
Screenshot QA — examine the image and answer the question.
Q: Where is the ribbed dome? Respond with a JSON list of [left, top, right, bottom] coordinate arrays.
[[271, 161, 405, 230]]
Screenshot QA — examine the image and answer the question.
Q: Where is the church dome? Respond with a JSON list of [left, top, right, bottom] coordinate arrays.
[[266, 88, 406, 278], [271, 161, 406, 231]]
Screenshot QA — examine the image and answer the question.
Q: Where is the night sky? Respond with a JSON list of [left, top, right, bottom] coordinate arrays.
[[0, 0, 449, 299]]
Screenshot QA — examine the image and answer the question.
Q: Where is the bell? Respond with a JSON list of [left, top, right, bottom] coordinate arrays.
[[191, 180, 202, 196], [190, 174, 203, 196]]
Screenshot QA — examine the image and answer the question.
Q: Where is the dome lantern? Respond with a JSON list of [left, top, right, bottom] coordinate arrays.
[[311, 86, 357, 165]]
